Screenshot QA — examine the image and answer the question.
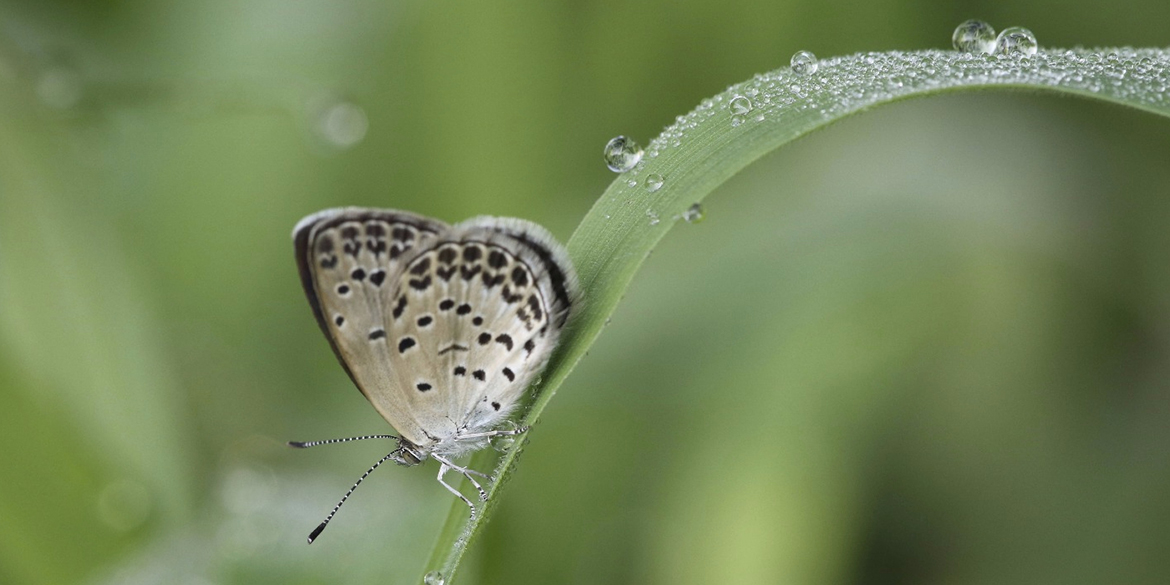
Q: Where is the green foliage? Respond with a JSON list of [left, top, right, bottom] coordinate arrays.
[[420, 48, 1170, 583], [3, 2, 1170, 584]]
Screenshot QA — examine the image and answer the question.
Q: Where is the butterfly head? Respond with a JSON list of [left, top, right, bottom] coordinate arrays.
[[392, 440, 427, 466]]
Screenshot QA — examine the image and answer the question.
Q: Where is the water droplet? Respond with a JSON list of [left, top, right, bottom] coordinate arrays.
[[313, 100, 369, 149], [682, 203, 705, 224], [729, 95, 753, 115], [424, 571, 445, 585], [791, 50, 818, 75], [646, 209, 660, 226], [995, 26, 1037, 57], [603, 136, 643, 172], [491, 421, 520, 453], [951, 20, 996, 54], [643, 173, 664, 192], [730, 115, 745, 127]]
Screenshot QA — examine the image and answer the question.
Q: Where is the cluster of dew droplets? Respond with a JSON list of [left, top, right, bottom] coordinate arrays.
[[598, 23, 1165, 220], [638, 43, 1167, 173], [951, 19, 1038, 57]]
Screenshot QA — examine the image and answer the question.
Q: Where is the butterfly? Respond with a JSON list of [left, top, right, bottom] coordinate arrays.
[[289, 207, 578, 543]]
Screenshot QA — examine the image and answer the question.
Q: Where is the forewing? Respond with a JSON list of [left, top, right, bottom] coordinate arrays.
[[293, 207, 448, 442]]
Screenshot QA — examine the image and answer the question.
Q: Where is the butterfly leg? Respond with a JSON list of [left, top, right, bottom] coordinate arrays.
[[437, 462, 477, 517], [433, 453, 489, 501], [455, 425, 529, 441]]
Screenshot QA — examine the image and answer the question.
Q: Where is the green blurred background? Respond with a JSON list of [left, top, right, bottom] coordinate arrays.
[[1, 1, 1169, 584]]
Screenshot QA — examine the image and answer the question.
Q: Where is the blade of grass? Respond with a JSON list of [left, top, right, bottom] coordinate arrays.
[[421, 47, 1170, 584]]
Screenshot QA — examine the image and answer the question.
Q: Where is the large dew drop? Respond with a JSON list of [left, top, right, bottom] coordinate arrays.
[[603, 136, 643, 172], [424, 571, 445, 585], [952, 20, 996, 54], [995, 26, 1038, 57], [729, 95, 753, 115], [791, 50, 819, 75]]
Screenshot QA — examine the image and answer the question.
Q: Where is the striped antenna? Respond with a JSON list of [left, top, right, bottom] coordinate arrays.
[[305, 449, 401, 544], [287, 434, 397, 449]]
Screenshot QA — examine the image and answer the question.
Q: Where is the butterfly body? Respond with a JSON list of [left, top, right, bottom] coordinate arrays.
[[291, 207, 577, 536]]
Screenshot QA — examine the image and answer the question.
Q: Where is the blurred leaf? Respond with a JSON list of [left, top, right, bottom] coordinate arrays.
[[421, 48, 1170, 583], [0, 72, 197, 579]]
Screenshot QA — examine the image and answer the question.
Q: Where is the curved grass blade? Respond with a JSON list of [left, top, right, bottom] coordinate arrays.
[[421, 47, 1170, 583]]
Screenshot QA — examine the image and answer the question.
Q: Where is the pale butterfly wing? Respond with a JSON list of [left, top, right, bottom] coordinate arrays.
[[294, 208, 578, 452], [293, 208, 449, 445], [385, 217, 577, 451]]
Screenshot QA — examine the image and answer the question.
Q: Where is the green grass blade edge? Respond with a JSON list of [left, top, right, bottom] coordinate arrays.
[[421, 46, 1170, 584]]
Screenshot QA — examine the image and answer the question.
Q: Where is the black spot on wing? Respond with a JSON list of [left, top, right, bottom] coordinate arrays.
[[472, 369, 486, 381], [417, 315, 433, 327], [501, 286, 523, 303], [416, 382, 432, 392], [409, 257, 431, 275], [334, 315, 345, 326], [502, 367, 515, 382], [368, 329, 386, 340], [491, 401, 501, 411], [398, 337, 416, 353], [511, 267, 528, 286], [462, 246, 482, 262], [439, 299, 455, 311], [488, 250, 507, 269], [478, 332, 492, 345], [495, 334, 513, 351], [365, 223, 385, 238], [350, 268, 366, 281], [392, 295, 407, 319], [482, 272, 506, 288], [409, 276, 432, 291], [461, 265, 481, 280], [454, 366, 466, 376], [438, 248, 457, 264], [527, 295, 543, 321], [369, 270, 386, 286], [456, 303, 472, 315], [524, 339, 535, 355]]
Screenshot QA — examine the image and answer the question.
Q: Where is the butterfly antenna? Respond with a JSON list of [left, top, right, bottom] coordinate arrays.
[[306, 449, 401, 544], [287, 434, 397, 449]]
